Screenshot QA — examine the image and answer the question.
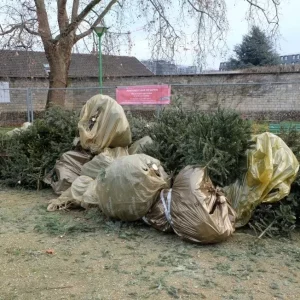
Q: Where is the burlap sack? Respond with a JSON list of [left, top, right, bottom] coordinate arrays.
[[81, 147, 129, 179], [128, 136, 153, 155], [78, 94, 132, 153], [44, 150, 92, 195], [96, 154, 170, 221], [144, 166, 236, 244], [47, 175, 98, 211]]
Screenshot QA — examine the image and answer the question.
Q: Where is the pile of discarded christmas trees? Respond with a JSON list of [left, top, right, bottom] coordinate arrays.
[[45, 95, 299, 244]]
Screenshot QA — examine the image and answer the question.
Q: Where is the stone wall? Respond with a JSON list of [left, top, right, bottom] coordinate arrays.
[[100, 72, 300, 115], [1, 71, 300, 125]]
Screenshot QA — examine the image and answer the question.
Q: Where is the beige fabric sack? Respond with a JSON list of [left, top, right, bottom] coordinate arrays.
[[81, 147, 128, 179], [128, 136, 153, 155], [44, 150, 91, 195], [96, 154, 170, 221], [78, 94, 132, 153], [47, 175, 97, 211]]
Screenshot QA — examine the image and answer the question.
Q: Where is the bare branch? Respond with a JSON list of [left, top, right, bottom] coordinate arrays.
[[245, 0, 280, 33], [21, 1, 37, 13], [147, 0, 181, 59], [246, 0, 271, 21], [57, 0, 69, 32], [74, 0, 118, 42], [149, 0, 179, 38], [59, 0, 103, 39], [0, 21, 39, 37], [71, 0, 80, 22], [187, 0, 221, 30], [34, 0, 52, 42], [23, 23, 40, 36], [0, 25, 21, 36]]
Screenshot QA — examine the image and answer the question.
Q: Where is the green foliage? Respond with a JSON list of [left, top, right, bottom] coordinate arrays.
[[279, 126, 300, 226], [229, 26, 280, 69], [0, 107, 78, 189], [144, 104, 193, 176], [127, 113, 151, 142], [249, 198, 297, 238], [0, 127, 13, 135], [184, 110, 252, 186], [279, 126, 300, 160], [251, 122, 269, 135], [34, 207, 105, 236], [144, 103, 252, 186]]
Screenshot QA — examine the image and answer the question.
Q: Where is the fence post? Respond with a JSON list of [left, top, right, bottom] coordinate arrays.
[[26, 88, 31, 123], [156, 105, 161, 117], [28, 88, 34, 122]]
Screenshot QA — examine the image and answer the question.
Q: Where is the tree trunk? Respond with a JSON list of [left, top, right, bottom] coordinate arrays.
[[45, 41, 73, 108]]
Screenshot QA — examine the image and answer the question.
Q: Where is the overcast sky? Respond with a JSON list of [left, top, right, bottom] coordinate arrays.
[[127, 0, 300, 69]]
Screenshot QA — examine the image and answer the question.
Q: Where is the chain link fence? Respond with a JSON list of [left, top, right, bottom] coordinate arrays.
[[1, 82, 300, 130], [0, 88, 32, 127]]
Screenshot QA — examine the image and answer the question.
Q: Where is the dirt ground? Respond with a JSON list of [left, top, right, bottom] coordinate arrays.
[[0, 188, 300, 300]]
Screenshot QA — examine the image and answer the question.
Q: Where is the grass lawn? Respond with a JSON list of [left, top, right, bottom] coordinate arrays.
[[0, 188, 300, 300], [251, 121, 300, 135], [0, 127, 14, 134]]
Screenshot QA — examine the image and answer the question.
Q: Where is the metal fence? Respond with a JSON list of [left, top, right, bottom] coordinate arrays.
[[1, 81, 300, 128], [0, 86, 113, 126]]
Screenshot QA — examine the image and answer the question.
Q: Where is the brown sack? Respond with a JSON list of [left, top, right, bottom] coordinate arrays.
[[143, 189, 173, 233], [44, 150, 92, 195], [78, 94, 132, 153], [81, 147, 128, 179], [171, 166, 235, 244], [144, 166, 235, 244], [96, 154, 170, 221]]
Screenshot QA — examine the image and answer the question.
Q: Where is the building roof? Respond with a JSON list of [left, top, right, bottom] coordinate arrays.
[[280, 53, 300, 57], [0, 50, 153, 78]]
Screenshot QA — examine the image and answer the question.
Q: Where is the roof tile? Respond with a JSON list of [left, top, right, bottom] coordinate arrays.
[[0, 50, 153, 78]]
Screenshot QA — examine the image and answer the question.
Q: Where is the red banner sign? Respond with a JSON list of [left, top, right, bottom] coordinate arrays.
[[116, 85, 171, 105]]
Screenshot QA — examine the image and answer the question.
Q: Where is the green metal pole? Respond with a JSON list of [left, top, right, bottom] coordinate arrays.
[[98, 34, 103, 94]]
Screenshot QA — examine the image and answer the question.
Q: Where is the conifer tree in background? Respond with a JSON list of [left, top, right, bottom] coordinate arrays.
[[229, 26, 280, 69]]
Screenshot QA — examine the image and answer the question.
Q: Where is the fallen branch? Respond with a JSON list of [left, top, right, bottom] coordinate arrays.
[[258, 219, 276, 239]]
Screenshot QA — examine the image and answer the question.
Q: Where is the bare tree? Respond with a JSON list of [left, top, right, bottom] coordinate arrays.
[[0, 0, 281, 107]]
